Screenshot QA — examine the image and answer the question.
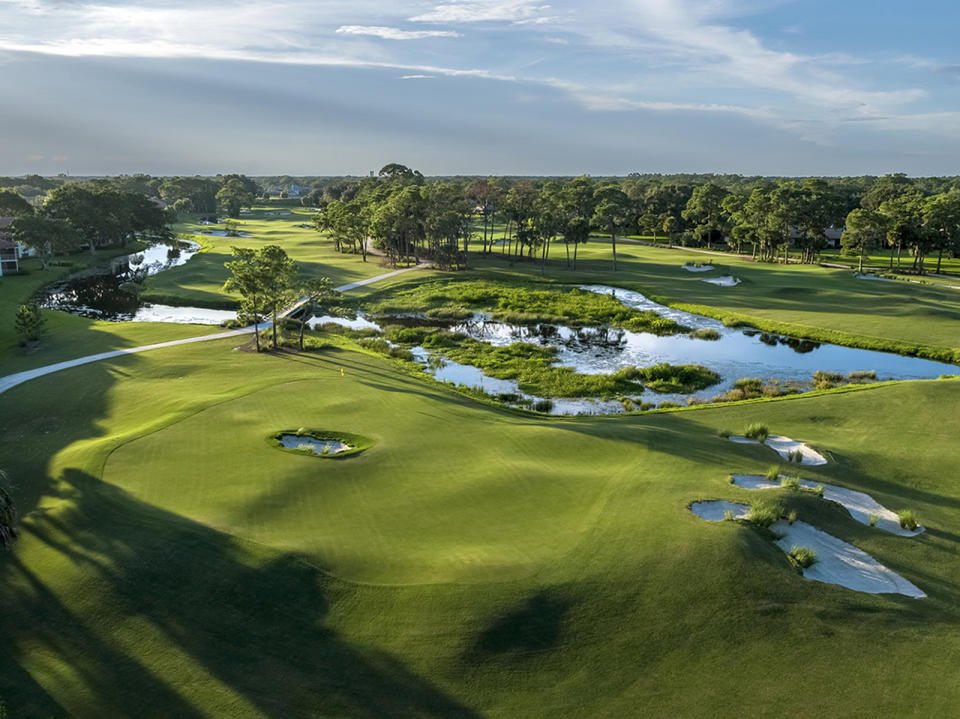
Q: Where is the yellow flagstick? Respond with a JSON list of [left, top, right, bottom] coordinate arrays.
[[340, 368, 344, 377]]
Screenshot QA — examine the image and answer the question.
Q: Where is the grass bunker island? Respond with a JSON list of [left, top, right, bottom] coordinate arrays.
[[269, 429, 373, 458]]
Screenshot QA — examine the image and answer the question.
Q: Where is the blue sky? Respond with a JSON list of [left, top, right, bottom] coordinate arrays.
[[0, 0, 958, 176]]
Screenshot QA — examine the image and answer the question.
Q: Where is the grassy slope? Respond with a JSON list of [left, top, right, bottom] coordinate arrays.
[[146, 207, 395, 307], [0, 254, 221, 376], [457, 241, 960, 360], [1, 335, 958, 717]]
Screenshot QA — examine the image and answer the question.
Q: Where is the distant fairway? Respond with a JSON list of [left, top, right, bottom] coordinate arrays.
[[2, 333, 959, 716]]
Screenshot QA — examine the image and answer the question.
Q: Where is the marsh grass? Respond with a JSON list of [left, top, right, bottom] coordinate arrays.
[[780, 476, 801, 491], [813, 370, 844, 390], [747, 497, 783, 529], [764, 465, 781, 482], [789, 546, 817, 568], [898, 509, 919, 531], [723, 509, 735, 522], [744, 423, 770, 442], [869, 514, 878, 527], [718, 429, 732, 438], [787, 510, 798, 525], [689, 328, 721, 341]]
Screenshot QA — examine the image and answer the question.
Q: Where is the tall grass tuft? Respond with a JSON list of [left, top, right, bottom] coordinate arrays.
[[869, 514, 878, 527], [747, 497, 782, 528], [723, 509, 735, 522], [718, 428, 732, 438], [898, 509, 919, 531], [789, 546, 817, 568], [765, 465, 781, 482], [780, 476, 801, 491], [813, 485, 825, 498], [744, 422, 769, 442], [787, 510, 798, 525]]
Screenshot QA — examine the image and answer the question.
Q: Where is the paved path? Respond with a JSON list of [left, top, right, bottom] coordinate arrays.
[[0, 262, 431, 396]]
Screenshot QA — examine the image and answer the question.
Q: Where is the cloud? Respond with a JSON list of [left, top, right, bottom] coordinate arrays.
[[409, 1, 552, 24], [336, 25, 460, 40], [400, 74, 435, 79]]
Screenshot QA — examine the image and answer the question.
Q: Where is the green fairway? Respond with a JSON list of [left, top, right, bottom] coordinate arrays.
[[2, 332, 959, 716], [148, 207, 406, 307]]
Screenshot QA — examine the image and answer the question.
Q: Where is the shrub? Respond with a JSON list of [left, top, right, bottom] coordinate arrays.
[[787, 510, 798, 525], [747, 497, 782, 528], [813, 370, 844, 390], [788, 449, 803, 463], [789, 546, 817, 568], [621, 397, 634, 411], [744, 422, 769, 442], [765, 465, 781, 482], [723, 509, 735, 522], [898, 510, 919, 531], [869, 514, 878, 527], [636, 363, 721, 393], [780, 476, 801, 491], [734, 377, 764, 394], [533, 399, 555, 413], [658, 401, 680, 409], [848, 370, 877, 383], [813, 485, 825, 498], [689, 328, 721, 341], [718, 429, 732, 438]]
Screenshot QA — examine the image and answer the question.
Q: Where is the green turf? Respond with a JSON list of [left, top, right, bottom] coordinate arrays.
[[147, 207, 409, 307], [2, 330, 959, 716]]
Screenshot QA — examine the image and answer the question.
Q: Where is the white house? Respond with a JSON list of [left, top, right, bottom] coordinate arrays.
[[288, 184, 302, 198]]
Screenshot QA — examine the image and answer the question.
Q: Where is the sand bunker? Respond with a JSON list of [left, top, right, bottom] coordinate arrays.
[[729, 435, 827, 465], [690, 501, 925, 597], [856, 274, 894, 282], [730, 475, 924, 537], [280, 434, 351, 456], [703, 276, 741, 287], [682, 264, 714, 272]]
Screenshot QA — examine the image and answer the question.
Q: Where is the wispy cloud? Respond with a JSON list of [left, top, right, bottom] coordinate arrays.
[[409, 1, 552, 24], [337, 25, 460, 40]]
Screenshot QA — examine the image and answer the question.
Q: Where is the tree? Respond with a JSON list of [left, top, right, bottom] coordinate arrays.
[[14, 303, 46, 345], [10, 215, 79, 269], [216, 179, 255, 217], [682, 183, 730, 249], [0, 469, 18, 550], [841, 209, 886, 273], [295, 276, 339, 350], [878, 192, 925, 270], [257, 245, 297, 349], [592, 185, 630, 271], [0, 189, 32, 217], [923, 192, 960, 273], [224, 247, 269, 352], [564, 216, 591, 271]]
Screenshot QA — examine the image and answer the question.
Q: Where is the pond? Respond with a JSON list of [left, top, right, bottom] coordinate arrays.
[[36, 241, 236, 325], [367, 285, 958, 414]]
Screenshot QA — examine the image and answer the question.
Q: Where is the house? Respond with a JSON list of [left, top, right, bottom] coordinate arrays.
[[788, 225, 844, 249], [288, 184, 302, 198], [0, 217, 19, 276]]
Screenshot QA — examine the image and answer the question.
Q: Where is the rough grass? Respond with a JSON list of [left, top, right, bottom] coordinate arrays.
[[789, 545, 817, 568], [744, 422, 770, 442]]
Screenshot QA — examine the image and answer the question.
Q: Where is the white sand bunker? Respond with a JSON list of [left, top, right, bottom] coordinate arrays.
[[729, 435, 827, 465], [280, 435, 351, 455], [703, 275, 741, 287], [856, 274, 894, 282], [690, 501, 925, 597], [682, 264, 714, 272], [730, 475, 924, 537]]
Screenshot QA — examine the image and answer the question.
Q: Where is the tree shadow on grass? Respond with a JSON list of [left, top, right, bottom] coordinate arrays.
[[466, 591, 571, 660], [0, 469, 479, 718]]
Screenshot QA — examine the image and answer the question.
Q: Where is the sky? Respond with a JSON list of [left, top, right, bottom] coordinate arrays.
[[1, 0, 959, 176]]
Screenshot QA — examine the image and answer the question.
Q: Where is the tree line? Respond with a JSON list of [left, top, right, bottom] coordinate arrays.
[[309, 166, 960, 273]]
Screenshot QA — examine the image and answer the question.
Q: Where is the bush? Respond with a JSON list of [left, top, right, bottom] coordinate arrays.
[[787, 510, 798, 525], [747, 497, 782, 528], [734, 377, 764, 394], [636, 363, 721, 394], [658, 401, 680, 409], [744, 422, 769, 442], [789, 545, 817, 568], [898, 509, 919, 531], [718, 429, 732, 438], [848, 370, 876, 383], [689, 328, 721, 341], [533, 399, 554, 413], [620, 397, 634, 411], [14, 303, 46, 345], [813, 370, 844, 390]]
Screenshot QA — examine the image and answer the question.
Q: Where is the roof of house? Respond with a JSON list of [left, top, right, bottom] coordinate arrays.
[[0, 237, 17, 250], [0, 217, 14, 230]]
